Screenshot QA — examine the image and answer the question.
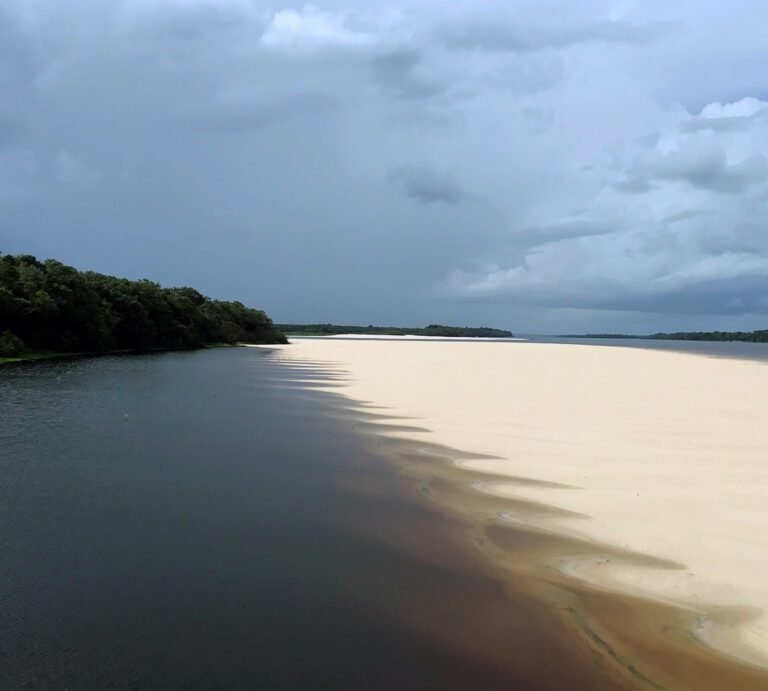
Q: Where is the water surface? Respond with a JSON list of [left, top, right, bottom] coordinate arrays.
[[1, 348, 602, 689], [533, 336, 768, 362]]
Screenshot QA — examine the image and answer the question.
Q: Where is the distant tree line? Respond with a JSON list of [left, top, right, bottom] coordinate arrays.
[[0, 254, 286, 358], [650, 330, 768, 342], [560, 330, 768, 343], [278, 323, 514, 338]]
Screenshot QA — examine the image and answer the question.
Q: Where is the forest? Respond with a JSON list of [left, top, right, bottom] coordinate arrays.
[[0, 254, 286, 359], [651, 330, 768, 342], [563, 331, 768, 343], [278, 323, 515, 338]]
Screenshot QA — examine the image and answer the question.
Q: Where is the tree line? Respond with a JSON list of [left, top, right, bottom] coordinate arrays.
[[560, 330, 768, 343], [651, 330, 768, 342], [278, 323, 514, 338], [0, 254, 286, 358]]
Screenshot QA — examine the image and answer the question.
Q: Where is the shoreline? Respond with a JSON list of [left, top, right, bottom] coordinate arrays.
[[288, 333, 526, 342], [0, 351, 82, 366], [256, 338, 768, 688], [0, 343, 251, 367]]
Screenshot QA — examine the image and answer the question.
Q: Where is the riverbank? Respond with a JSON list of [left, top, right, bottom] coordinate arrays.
[[259, 338, 768, 689], [0, 351, 80, 366], [0, 343, 249, 367]]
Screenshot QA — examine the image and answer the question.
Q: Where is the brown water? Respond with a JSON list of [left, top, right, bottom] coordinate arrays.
[[319, 373, 768, 691], [0, 348, 607, 689]]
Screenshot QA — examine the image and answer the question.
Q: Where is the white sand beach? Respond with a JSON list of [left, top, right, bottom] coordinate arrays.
[[259, 338, 768, 668]]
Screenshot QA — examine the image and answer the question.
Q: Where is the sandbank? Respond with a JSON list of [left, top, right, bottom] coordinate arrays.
[[254, 338, 768, 683]]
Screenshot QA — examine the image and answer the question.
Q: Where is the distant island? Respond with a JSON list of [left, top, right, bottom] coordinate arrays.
[[0, 254, 286, 363], [561, 330, 768, 343], [278, 324, 515, 338]]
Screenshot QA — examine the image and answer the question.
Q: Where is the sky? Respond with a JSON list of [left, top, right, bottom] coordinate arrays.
[[2, 1, 768, 333]]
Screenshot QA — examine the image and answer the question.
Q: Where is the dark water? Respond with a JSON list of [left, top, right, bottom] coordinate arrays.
[[1, 348, 564, 690]]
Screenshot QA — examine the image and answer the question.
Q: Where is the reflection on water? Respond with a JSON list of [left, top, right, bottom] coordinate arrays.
[[1, 349, 595, 690], [5, 346, 768, 690]]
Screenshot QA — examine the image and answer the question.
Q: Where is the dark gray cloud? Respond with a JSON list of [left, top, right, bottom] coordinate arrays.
[[127, 1, 252, 41], [448, 259, 768, 315], [587, 275, 768, 316], [438, 19, 673, 53], [621, 146, 768, 194], [369, 50, 443, 99], [2, 1, 768, 333], [527, 218, 618, 243], [661, 152, 767, 193], [201, 92, 337, 131], [390, 167, 467, 205], [0, 10, 41, 140], [681, 112, 767, 133], [661, 208, 706, 225]]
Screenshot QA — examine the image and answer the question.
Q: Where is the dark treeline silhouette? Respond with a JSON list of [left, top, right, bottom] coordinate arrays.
[[651, 330, 768, 342], [279, 323, 514, 338], [0, 254, 286, 358], [560, 330, 768, 343]]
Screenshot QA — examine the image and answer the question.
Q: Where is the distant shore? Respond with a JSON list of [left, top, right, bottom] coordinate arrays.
[[290, 333, 525, 341], [257, 337, 768, 690], [276, 323, 515, 338], [559, 328, 768, 343]]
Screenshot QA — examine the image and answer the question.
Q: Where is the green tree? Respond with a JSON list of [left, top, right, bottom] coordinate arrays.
[[0, 330, 25, 357], [0, 253, 286, 355]]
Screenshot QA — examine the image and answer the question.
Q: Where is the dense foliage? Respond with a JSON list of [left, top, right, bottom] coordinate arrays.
[[0, 254, 286, 356], [278, 323, 514, 338]]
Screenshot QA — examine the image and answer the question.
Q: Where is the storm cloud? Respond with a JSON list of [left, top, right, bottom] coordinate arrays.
[[390, 166, 467, 205], [437, 18, 673, 53], [2, 1, 768, 333]]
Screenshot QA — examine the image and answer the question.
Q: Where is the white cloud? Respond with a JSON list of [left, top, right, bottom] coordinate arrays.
[[445, 91, 768, 314], [259, 6, 376, 52], [700, 97, 766, 120], [682, 98, 768, 133]]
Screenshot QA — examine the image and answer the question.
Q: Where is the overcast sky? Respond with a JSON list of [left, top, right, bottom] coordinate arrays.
[[2, 1, 768, 333]]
